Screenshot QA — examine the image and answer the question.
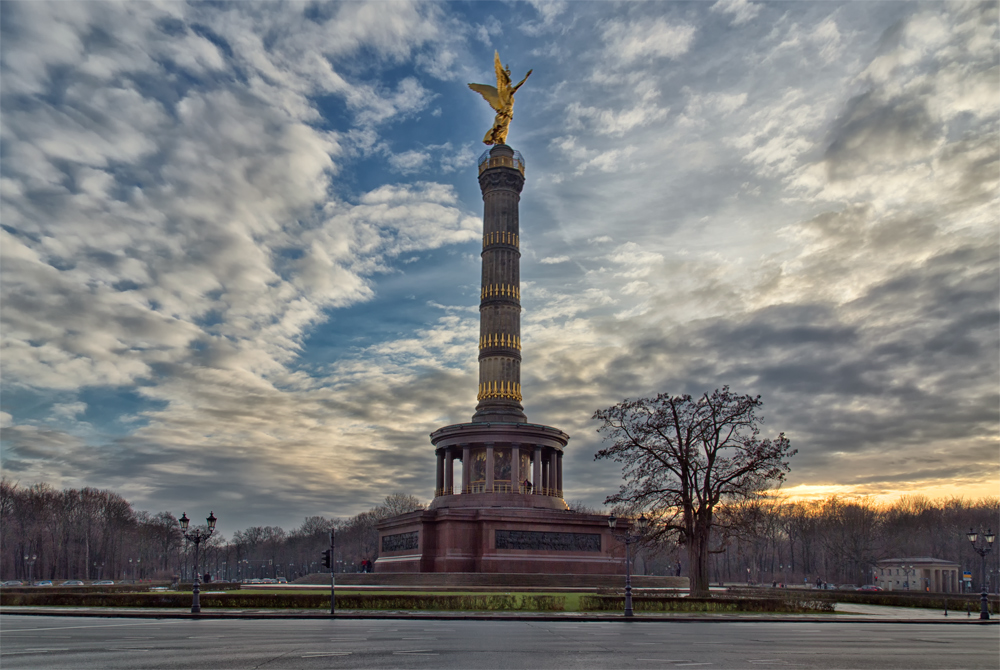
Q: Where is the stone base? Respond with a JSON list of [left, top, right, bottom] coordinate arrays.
[[297, 572, 688, 589], [375, 506, 620, 574]]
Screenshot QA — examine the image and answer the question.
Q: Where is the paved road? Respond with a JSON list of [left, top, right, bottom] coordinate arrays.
[[1, 616, 996, 669]]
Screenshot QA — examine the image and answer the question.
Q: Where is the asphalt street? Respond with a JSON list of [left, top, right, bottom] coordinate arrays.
[[1, 616, 996, 669]]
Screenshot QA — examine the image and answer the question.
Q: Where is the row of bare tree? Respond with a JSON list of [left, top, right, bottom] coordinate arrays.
[[627, 495, 1000, 590], [3, 478, 995, 589], [0, 480, 422, 582]]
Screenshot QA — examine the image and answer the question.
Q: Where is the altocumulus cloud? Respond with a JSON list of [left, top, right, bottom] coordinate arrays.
[[1, 1, 997, 532], [0, 1, 479, 526]]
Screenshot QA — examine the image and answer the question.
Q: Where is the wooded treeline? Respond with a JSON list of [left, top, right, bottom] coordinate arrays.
[[0, 480, 422, 582], [3, 479, 996, 589], [631, 495, 1000, 589]]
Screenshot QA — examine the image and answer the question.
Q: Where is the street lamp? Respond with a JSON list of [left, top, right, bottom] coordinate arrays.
[[24, 554, 37, 585], [608, 513, 649, 617], [967, 528, 995, 620], [179, 511, 217, 614]]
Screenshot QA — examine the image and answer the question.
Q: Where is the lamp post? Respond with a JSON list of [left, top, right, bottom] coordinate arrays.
[[608, 513, 649, 617], [967, 528, 995, 620], [24, 554, 37, 585], [179, 511, 217, 614]]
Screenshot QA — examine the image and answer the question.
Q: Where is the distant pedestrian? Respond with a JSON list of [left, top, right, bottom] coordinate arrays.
[[523, 478, 532, 493], [675, 561, 682, 577]]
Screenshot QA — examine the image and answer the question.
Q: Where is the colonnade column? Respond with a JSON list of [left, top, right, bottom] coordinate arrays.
[[445, 448, 455, 494], [541, 453, 549, 493], [511, 443, 521, 492], [533, 445, 542, 492], [462, 444, 471, 494], [556, 452, 563, 494], [436, 450, 444, 494], [485, 443, 495, 493]]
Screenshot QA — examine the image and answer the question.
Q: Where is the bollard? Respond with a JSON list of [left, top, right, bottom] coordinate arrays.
[[967, 602, 971, 617], [944, 598, 947, 617]]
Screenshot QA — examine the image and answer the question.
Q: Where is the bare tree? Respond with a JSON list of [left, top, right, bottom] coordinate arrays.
[[594, 387, 795, 596]]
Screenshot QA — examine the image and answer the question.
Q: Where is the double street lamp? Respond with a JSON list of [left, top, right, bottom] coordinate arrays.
[[967, 528, 995, 620], [179, 511, 217, 614], [608, 513, 649, 617]]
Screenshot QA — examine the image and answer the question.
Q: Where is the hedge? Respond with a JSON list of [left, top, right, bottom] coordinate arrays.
[[726, 588, 999, 612], [0, 583, 171, 595], [0, 592, 566, 611], [580, 595, 834, 613]]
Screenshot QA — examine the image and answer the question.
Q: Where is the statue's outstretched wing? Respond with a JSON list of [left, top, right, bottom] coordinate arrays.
[[510, 69, 532, 95], [494, 51, 509, 89], [468, 83, 502, 112]]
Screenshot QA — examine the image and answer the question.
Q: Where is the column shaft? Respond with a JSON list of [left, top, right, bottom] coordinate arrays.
[[542, 452, 549, 494], [485, 443, 495, 493], [445, 449, 454, 493], [462, 444, 471, 494], [556, 452, 563, 494], [533, 445, 542, 493], [511, 443, 520, 492], [436, 451, 444, 495]]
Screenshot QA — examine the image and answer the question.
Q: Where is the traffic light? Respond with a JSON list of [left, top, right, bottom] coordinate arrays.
[[321, 549, 331, 569]]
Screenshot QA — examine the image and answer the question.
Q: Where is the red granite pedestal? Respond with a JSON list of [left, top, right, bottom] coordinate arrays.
[[375, 497, 619, 574]]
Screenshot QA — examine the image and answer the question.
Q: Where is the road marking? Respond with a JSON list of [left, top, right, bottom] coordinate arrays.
[[107, 647, 151, 651], [394, 649, 438, 655], [302, 652, 351, 657], [402, 636, 437, 639], [0, 621, 184, 633]]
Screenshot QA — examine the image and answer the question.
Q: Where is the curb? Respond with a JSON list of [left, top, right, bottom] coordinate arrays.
[[2, 608, 996, 624]]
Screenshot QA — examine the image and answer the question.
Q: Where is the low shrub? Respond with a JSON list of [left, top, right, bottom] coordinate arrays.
[[580, 595, 834, 613], [726, 588, 999, 612], [0, 583, 172, 595], [0, 591, 566, 611]]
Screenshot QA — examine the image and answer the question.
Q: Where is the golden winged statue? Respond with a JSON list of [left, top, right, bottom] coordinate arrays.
[[468, 51, 532, 145]]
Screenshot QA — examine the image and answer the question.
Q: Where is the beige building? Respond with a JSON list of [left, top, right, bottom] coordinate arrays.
[[876, 557, 960, 593]]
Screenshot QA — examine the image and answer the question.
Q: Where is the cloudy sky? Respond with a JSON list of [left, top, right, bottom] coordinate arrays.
[[1, 1, 997, 535]]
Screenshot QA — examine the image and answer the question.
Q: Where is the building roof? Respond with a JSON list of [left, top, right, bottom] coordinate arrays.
[[877, 557, 959, 566]]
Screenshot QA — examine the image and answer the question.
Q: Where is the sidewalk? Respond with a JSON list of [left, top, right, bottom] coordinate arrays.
[[2, 605, 996, 624]]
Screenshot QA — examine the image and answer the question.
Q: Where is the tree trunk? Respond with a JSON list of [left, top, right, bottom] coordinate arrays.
[[688, 527, 712, 597]]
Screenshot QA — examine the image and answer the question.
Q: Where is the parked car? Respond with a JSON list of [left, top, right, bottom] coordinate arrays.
[[2, 580, 23, 586], [34, 580, 53, 586], [92, 580, 115, 585], [60, 580, 85, 586], [276, 577, 287, 583], [857, 585, 883, 592]]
